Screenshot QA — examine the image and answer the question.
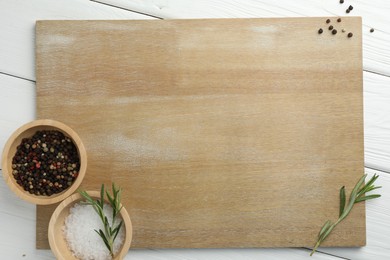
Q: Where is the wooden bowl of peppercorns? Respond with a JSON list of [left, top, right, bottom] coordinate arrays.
[[1, 119, 87, 205]]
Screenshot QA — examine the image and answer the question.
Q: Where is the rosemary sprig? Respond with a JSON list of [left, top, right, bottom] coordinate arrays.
[[310, 174, 381, 256], [79, 183, 123, 258]]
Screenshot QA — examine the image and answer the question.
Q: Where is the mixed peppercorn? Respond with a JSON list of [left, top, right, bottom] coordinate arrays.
[[12, 130, 80, 196], [317, 1, 375, 36]]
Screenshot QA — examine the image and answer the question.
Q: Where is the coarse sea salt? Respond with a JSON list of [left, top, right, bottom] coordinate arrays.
[[62, 202, 125, 260]]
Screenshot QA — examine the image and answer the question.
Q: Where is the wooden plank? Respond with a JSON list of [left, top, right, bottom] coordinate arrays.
[[0, 0, 155, 81], [36, 18, 364, 249], [0, 74, 35, 162], [0, 171, 55, 259], [97, 0, 390, 77], [364, 72, 390, 172]]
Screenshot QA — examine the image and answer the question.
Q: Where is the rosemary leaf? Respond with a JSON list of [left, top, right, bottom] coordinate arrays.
[[96, 229, 111, 250], [363, 186, 382, 193], [362, 174, 378, 190], [355, 194, 381, 203], [113, 221, 123, 241], [100, 184, 105, 208], [106, 191, 115, 221], [318, 220, 332, 237], [339, 186, 346, 217]]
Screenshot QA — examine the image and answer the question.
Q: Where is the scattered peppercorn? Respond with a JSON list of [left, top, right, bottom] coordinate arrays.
[[370, 28, 375, 33], [326, 19, 331, 24], [11, 130, 80, 196], [318, 28, 323, 34], [332, 29, 338, 35], [348, 32, 353, 38], [329, 25, 334, 30], [340, 0, 344, 3], [348, 5, 353, 10], [337, 18, 342, 22]]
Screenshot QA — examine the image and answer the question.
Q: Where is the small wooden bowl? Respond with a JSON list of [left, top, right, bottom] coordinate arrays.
[[48, 191, 132, 260], [1, 119, 87, 205]]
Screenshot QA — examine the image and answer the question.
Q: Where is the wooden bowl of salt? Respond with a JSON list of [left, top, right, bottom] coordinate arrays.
[[48, 191, 132, 260]]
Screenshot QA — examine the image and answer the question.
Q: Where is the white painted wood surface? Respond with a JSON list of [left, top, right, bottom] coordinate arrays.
[[0, 0, 154, 81], [1, 0, 390, 259]]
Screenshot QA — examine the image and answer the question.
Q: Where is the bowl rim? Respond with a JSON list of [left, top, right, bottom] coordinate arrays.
[[48, 191, 133, 260], [1, 119, 87, 205]]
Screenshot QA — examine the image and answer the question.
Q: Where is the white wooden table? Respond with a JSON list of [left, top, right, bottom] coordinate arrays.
[[1, 1, 389, 259]]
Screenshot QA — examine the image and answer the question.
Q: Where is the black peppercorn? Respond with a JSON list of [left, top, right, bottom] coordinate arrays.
[[370, 28, 375, 33], [340, 0, 344, 3], [326, 19, 331, 24], [318, 28, 323, 34], [329, 25, 334, 30], [348, 32, 353, 38], [332, 29, 337, 35], [348, 5, 353, 10], [337, 18, 341, 22], [346, 9, 350, 13]]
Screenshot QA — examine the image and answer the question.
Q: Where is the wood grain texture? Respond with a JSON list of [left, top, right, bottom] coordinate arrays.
[[36, 18, 364, 249], [98, 0, 390, 77]]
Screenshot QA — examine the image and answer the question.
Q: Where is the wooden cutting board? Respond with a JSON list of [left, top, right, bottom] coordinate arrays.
[[35, 18, 364, 249]]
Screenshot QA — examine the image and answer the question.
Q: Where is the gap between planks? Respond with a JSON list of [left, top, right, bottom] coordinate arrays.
[[90, 0, 163, 19], [365, 166, 390, 175], [0, 72, 35, 83], [302, 248, 351, 260]]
